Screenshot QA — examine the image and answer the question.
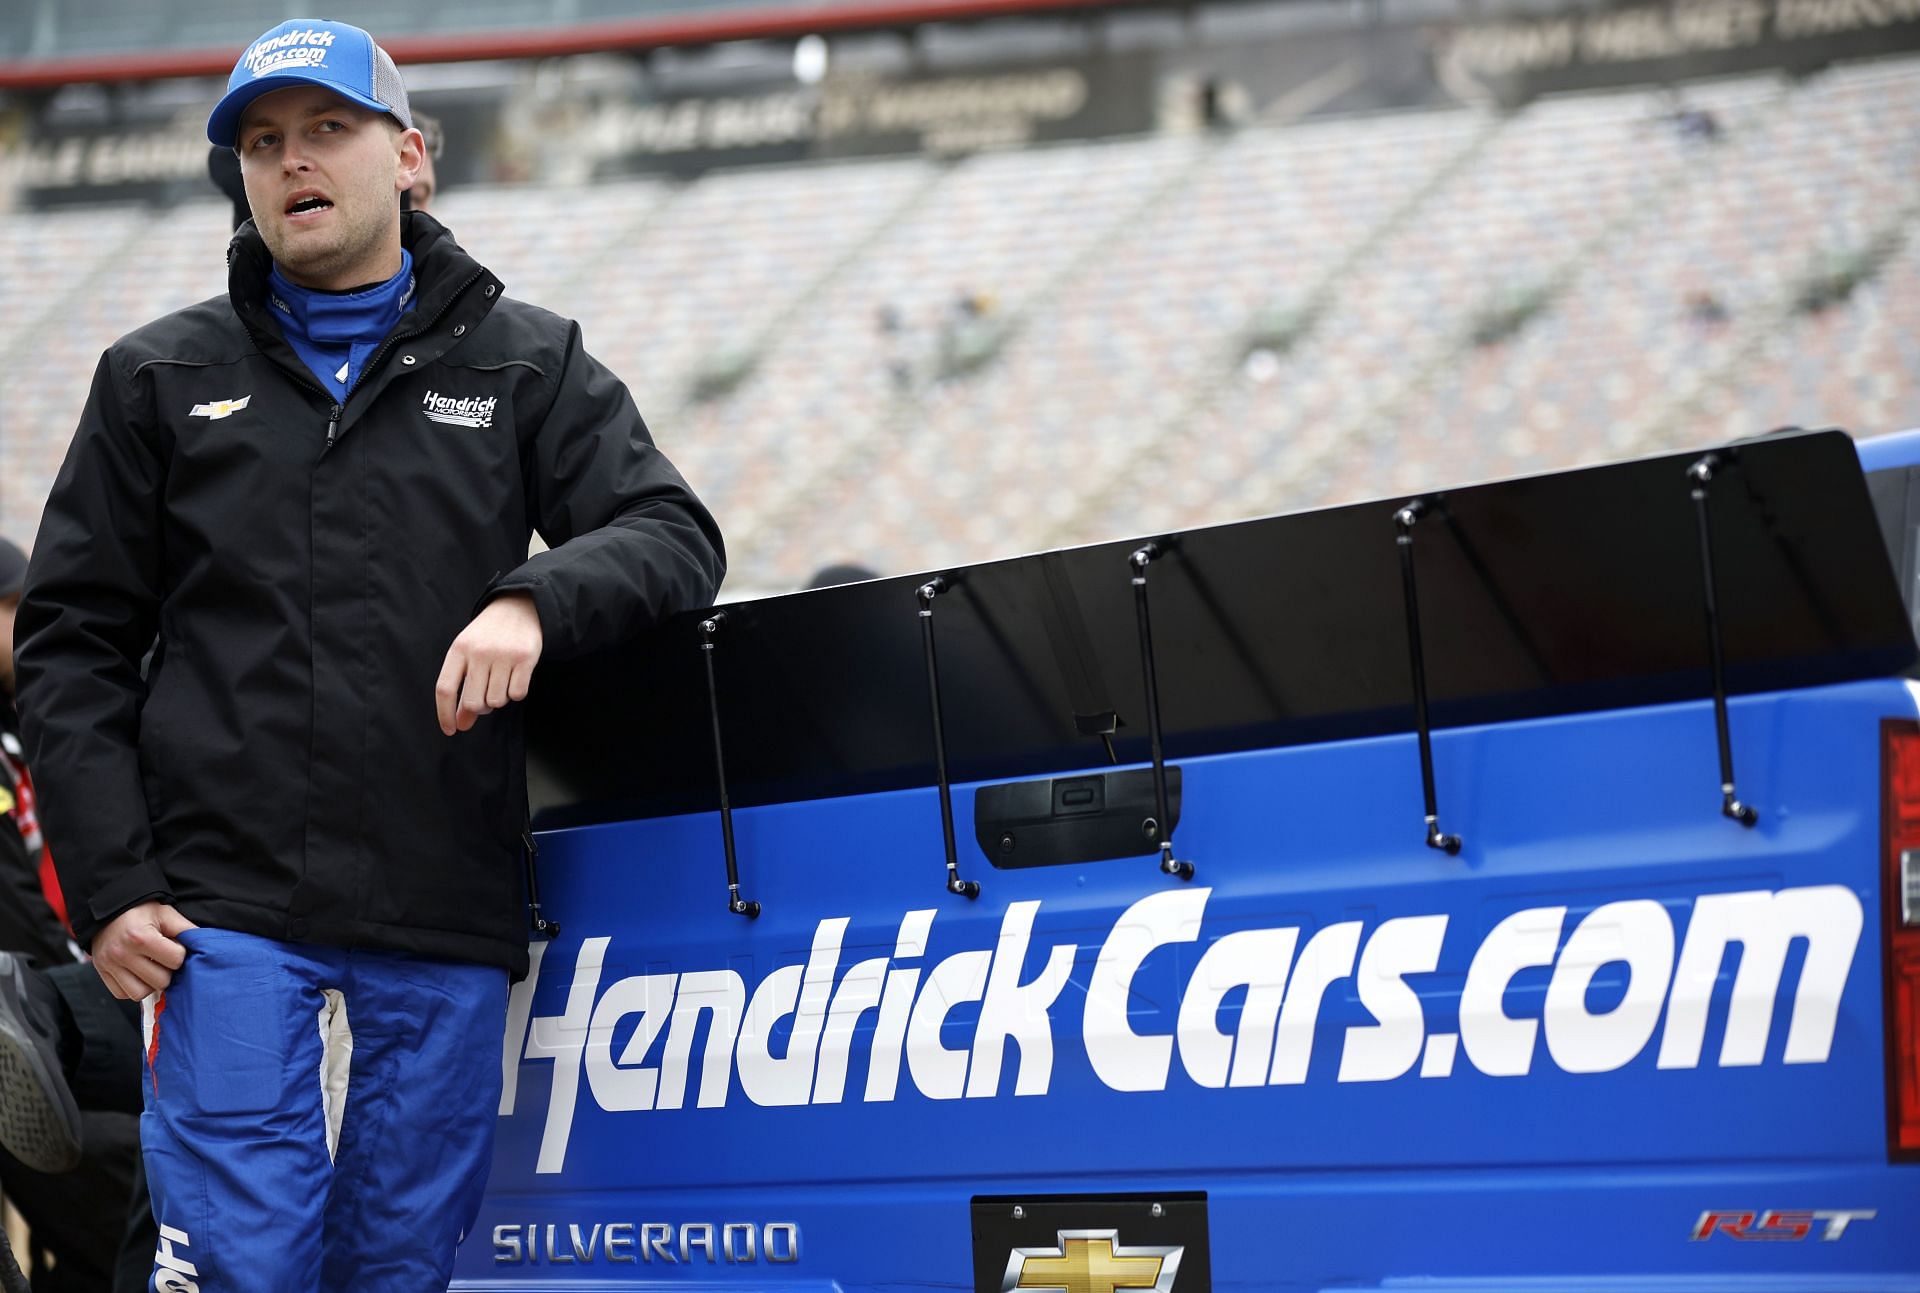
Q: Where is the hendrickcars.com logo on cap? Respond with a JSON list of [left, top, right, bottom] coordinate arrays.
[[207, 19, 413, 147], [241, 28, 337, 76]]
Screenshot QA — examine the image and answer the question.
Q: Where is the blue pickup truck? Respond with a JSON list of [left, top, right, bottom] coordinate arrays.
[[452, 427, 1920, 1291]]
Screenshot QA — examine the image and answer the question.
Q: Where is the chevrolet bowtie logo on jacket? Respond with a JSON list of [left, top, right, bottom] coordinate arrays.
[[188, 396, 250, 420]]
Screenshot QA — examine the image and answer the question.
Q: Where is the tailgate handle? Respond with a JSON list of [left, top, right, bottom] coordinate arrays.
[[975, 767, 1183, 869]]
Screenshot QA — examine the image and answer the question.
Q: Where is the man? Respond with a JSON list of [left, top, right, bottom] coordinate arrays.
[[16, 18, 724, 1288]]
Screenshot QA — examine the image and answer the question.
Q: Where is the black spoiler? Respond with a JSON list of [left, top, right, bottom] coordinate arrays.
[[527, 428, 1915, 829]]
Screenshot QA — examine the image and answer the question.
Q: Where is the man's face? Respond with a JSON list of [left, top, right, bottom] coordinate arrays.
[[236, 87, 424, 290], [0, 596, 16, 695], [408, 148, 437, 212]]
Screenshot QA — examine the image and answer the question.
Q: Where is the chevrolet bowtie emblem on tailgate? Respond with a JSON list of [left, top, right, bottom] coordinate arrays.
[[1002, 1230, 1182, 1293], [188, 396, 250, 420]]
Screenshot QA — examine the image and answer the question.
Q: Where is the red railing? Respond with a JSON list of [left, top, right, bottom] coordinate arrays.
[[0, 0, 1124, 89]]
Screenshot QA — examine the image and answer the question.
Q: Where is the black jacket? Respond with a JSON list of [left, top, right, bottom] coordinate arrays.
[[16, 213, 724, 975]]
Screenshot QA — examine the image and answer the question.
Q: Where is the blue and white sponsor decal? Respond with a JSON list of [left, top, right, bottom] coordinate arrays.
[[503, 884, 1860, 1173], [241, 28, 338, 78]]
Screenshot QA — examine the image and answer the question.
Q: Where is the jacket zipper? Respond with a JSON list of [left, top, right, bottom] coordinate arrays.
[[339, 267, 487, 407], [238, 266, 488, 454], [234, 316, 341, 447]]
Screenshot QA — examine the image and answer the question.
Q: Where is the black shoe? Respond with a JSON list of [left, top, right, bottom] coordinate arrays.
[[0, 951, 82, 1173]]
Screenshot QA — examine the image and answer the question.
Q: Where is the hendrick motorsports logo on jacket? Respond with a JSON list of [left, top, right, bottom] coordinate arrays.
[[504, 884, 1862, 1174], [422, 391, 497, 428]]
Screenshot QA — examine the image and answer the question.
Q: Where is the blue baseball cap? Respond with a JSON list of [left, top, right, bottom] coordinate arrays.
[[207, 19, 412, 148]]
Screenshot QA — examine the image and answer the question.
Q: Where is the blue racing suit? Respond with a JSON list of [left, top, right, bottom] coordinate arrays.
[[142, 929, 506, 1289]]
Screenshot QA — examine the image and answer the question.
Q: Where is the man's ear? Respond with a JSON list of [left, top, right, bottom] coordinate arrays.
[[395, 126, 426, 194]]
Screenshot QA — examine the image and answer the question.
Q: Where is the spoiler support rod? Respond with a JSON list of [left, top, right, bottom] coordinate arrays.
[[700, 613, 761, 918], [522, 826, 560, 937], [1394, 500, 1463, 855], [1130, 544, 1195, 880], [916, 578, 981, 899], [519, 827, 561, 940], [1687, 454, 1758, 827]]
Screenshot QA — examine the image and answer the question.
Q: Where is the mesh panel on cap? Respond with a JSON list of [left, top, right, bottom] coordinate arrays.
[[372, 45, 412, 130]]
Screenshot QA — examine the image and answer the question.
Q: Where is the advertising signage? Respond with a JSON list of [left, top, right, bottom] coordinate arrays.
[[5, 0, 1916, 207], [0, 50, 1153, 207], [0, 110, 213, 209], [1433, 0, 1920, 105], [537, 54, 1155, 180]]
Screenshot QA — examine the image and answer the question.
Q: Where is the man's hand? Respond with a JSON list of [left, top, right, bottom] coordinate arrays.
[[436, 592, 543, 736], [91, 901, 197, 1000]]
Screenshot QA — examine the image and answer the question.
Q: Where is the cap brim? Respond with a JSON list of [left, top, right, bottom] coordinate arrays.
[[207, 75, 397, 147]]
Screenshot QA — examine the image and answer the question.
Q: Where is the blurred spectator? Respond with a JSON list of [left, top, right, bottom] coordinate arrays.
[[877, 303, 913, 392], [0, 946, 151, 1293], [0, 535, 149, 1292], [1670, 101, 1722, 144], [805, 562, 879, 590], [938, 289, 999, 378], [1200, 76, 1251, 131], [0, 537, 70, 971], [1685, 289, 1730, 328], [208, 144, 249, 231], [409, 111, 445, 211]]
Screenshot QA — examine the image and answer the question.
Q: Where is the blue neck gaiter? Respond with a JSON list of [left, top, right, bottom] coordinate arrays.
[[267, 250, 415, 402]]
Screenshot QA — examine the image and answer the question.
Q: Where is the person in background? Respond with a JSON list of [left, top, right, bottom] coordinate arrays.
[[409, 110, 443, 211], [208, 145, 250, 231], [0, 535, 149, 1292], [16, 18, 723, 1289], [0, 539, 72, 973], [805, 562, 879, 590]]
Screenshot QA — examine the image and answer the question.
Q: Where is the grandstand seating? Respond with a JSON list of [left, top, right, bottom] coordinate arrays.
[[1126, 76, 1791, 539], [668, 133, 1205, 553], [1363, 60, 1920, 502], [753, 108, 1486, 579], [1693, 233, 1920, 442], [0, 200, 231, 543], [2, 54, 1916, 595], [554, 157, 936, 419]]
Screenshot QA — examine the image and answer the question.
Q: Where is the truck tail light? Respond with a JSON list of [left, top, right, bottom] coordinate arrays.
[[1882, 719, 1920, 1160]]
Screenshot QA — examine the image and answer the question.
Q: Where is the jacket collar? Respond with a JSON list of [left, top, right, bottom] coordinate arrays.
[[230, 212, 489, 328], [227, 211, 504, 419]]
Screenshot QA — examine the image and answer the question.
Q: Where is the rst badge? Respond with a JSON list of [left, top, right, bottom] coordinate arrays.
[[972, 1194, 1209, 1293], [1691, 1210, 1876, 1241]]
